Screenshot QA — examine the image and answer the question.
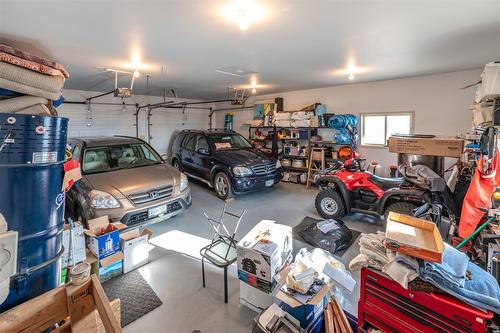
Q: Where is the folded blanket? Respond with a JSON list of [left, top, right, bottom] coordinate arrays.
[[0, 95, 49, 113], [420, 260, 500, 314], [274, 120, 292, 127], [291, 111, 314, 120], [0, 88, 22, 97], [0, 51, 65, 77], [0, 44, 69, 78], [13, 103, 54, 116], [274, 112, 291, 120], [0, 79, 62, 101], [383, 260, 419, 289], [0, 62, 64, 94], [292, 119, 310, 128], [421, 243, 469, 288]]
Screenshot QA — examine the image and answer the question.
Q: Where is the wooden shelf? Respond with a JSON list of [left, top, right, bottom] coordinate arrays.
[[282, 166, 308, 171]]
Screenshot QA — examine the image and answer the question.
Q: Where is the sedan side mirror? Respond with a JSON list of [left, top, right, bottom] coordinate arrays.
[[198, 148, 210, 155]]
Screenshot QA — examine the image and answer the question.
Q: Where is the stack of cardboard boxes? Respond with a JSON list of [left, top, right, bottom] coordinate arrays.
[[237, 220, 292, 312], [60, 215, 154, 283]]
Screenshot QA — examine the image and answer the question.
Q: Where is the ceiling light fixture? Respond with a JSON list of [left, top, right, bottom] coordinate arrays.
[[222, 0, 266, 31], [333, 58, 371, 81]]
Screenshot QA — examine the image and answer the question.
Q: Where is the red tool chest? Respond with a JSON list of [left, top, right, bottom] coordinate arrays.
[[358, 267, 493, 333]]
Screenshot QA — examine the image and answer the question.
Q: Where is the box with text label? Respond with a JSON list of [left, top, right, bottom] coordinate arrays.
[[84, 215, 127, 260], [236, 220, 292, 294]]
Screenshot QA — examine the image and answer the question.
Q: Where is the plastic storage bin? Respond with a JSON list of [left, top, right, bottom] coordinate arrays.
[[480, 61, 500, 100]]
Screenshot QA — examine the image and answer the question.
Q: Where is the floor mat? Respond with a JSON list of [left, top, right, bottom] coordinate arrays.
[[292, 216, 361, 257], [102, 270, 163, 327]]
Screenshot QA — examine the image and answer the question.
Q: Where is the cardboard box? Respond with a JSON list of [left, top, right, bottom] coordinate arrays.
[[120, 228, 152, 273], [273, 266, 333, 329], [84, 216, 127, 260], [239, 280, 276, 313], [61, 222, 86, 268], [385, 212, 445, 263], [237, 220, 292, 294], [388, 136, 464, 158], [86, 249, 123, 283]]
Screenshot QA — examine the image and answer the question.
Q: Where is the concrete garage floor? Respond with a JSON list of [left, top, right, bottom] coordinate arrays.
[[124, 181, 384, 333]]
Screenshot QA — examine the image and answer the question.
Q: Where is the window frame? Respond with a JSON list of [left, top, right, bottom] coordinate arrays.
[[360, 111, 415, 148]]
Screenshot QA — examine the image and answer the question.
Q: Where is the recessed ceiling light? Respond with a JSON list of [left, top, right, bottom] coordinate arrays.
[[333, 59, 371, 80], [222, 0, 266, 31]]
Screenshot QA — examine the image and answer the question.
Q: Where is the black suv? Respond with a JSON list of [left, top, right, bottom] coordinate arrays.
[[171, 129, 282, 199]]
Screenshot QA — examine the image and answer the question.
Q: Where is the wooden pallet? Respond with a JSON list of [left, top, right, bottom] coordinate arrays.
[[0, 274, 122, 333]]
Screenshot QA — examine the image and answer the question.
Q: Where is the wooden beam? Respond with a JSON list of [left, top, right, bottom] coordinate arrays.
[[0, 285, 69, 333], [91, 275, 122, 333]]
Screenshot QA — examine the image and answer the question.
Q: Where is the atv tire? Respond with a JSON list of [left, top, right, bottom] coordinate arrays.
[[315, 189, 346, 219], [384, 202, 418, 221]]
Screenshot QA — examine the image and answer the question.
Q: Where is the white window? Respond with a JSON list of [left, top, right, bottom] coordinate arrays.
[[360, 112, 414, 147]]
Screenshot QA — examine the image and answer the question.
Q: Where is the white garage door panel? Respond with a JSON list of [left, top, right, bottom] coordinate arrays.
[[58, 104, 136, 139], [149, 108, 209, 157]]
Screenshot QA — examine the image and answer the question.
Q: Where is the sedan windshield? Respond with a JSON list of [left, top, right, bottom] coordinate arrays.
[[209, 133, 252, 150], [82, 143, 162, 174]]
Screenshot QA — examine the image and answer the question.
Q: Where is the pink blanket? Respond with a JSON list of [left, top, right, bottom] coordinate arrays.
[[0, 44, 69, 78]]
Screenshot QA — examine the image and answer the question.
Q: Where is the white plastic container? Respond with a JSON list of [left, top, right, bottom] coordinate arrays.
[[480, 62, 500, 100], [239, 281, 275, 313]]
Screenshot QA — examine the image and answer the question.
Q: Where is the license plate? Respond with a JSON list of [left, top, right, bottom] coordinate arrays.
[[148, 204, 167, 218], [265, 179, 274, 187]]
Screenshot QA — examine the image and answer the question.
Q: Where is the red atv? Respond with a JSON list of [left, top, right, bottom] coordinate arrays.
[[314, 156, 456, 220]]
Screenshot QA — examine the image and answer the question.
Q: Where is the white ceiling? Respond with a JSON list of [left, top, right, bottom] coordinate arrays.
[[1, 0, 500, 100]]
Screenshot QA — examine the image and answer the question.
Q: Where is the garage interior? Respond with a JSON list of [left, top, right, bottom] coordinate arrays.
[[0, 1, 500, 333]]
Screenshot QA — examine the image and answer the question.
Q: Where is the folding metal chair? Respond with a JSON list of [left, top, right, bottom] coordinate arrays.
[[200, 203, 245, 303]]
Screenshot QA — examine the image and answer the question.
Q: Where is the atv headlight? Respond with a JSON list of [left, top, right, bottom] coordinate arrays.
[[90, 190, 120, 209], [276, 159, 281, 168], [180, 173, 189, 192], [233, 166, 253, 176]]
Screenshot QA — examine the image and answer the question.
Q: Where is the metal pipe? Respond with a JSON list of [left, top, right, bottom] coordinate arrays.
[[135, 103, 140, 138], [137, 98, 234, 110], [86, 90, 115, 102], [64, 101, 137, 106]]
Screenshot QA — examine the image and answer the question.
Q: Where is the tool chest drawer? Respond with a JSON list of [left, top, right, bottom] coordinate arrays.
[[358, 268, 492, 333]]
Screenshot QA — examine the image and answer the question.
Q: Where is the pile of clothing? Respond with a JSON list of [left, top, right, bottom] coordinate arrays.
[[349, 232, 419, 289], [0, 44, 68, 115], [350, 232, 500, 314]]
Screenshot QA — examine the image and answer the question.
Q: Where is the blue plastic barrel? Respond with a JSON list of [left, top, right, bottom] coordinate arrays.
[[0, 113, 68, 311]]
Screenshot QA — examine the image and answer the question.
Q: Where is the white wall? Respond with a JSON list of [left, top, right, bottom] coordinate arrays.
[[58, 89, 213, 157], [214, 69, 481, 175]]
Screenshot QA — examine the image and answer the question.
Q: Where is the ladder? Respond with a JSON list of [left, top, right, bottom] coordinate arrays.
[[306, 147, 325, 189]]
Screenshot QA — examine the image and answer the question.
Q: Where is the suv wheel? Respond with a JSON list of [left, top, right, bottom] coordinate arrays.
[[213, 172, 233, 200], [172, 159, 182, 171]]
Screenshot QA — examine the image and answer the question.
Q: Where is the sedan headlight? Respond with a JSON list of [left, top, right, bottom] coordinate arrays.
[[276, 159, 281, 168], [233, 166, 253, 176], [90, 190, 120, 209], [180, 173, 189, 192]]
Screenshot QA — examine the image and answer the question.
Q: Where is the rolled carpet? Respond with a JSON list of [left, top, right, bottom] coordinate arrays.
[[0, 95, 49, 113], [0, 61, 64, 97]]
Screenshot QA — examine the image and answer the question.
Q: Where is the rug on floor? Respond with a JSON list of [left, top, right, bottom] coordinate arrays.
[[102, 269, 163, 327], [292, 216, 361, 257]]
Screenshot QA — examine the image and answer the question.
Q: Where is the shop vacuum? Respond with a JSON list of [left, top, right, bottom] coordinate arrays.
[[0, 113, 68, 311]]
